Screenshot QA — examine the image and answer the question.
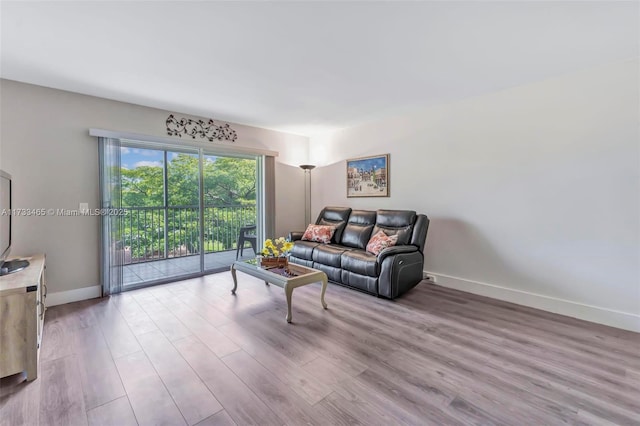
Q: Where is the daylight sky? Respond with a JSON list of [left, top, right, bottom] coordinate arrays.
[[121, 147, 216, 169]]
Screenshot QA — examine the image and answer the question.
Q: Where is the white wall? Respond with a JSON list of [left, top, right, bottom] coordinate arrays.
[[310, 59, 640, 331], [0, 80, 308, 300]]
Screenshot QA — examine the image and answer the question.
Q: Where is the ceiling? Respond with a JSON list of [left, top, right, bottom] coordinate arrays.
[[1, 1, 637, 136]]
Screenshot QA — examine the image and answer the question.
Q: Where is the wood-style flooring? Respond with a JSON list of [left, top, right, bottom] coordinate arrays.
[[1, 272, 639, 426]]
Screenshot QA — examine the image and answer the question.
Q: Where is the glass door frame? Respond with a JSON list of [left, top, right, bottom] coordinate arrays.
[[119, 138, 264, 290], [200, 147, 263, 274]]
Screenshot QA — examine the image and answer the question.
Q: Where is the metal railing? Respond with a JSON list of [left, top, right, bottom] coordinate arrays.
[[120, 205, 256, 265]]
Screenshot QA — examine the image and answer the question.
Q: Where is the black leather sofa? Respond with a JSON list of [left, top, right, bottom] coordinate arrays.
[[289, 207, 429, 299]]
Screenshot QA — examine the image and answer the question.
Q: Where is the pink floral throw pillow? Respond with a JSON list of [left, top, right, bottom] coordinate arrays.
[[366, 230, 398, 255], [301, 224, 336, 244]]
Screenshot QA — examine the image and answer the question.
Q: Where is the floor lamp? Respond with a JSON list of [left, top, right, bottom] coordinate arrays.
[[299, 164, 315, 226]]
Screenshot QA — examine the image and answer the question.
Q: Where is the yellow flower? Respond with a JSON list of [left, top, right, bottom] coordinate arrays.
[[260, 236, 294, 258]]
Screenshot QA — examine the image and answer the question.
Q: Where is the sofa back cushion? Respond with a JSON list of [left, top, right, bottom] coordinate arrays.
[[315, 207, 352, 243], [411, 214, 430, 253], [340, 210, 376, 249], [372, 210, 416, 245]]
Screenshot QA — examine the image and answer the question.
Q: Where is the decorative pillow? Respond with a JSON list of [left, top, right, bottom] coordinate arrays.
[[366, 230, 398, 255], [301, 224, 336, 244]]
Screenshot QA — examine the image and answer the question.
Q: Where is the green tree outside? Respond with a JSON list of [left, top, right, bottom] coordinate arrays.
[[120, 152, 257, 261]]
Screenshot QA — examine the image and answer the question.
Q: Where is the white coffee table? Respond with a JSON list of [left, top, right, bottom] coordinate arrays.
[[230, 259, 328, 323]]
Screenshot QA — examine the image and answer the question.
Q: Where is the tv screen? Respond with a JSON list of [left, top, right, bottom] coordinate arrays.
[[0, 170, 11, 264]]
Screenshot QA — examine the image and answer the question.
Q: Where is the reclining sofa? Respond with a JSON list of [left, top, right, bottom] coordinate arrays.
[[289, 207, 429, 299]]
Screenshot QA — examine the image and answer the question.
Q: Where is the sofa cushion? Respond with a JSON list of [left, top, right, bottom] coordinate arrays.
[[289, 256, 313, 268], [312, 244, 351, 268], [341, 250, 378, 277], [372, 209, 417, 245], [290, 240, 320, 261], [366, 230, 399, 255], [316, 207, 352, 243], [313, 263, 343, 283], [340, 210, 376, 249], [341, 270, 378, 294], [302, 224, 336, 243], [341, 224, 375, 249]]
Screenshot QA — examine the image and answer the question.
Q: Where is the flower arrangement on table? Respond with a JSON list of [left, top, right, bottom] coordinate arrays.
[[260, 237, 294, 268]]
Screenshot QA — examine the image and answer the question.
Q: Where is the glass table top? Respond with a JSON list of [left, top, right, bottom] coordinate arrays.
[[240, 257, 302, 278]]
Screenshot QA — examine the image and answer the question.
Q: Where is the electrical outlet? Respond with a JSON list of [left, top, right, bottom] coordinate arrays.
[[424, 273, 437, 283]]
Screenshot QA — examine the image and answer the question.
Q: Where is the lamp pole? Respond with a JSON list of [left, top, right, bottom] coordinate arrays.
[[299, 164, 316, 226]]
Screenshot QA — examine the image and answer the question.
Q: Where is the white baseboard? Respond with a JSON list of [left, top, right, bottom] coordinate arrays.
[[46, 285, 102, 307], [423, 271, 640, 333]]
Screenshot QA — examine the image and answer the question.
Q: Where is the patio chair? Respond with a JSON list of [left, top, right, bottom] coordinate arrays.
[[236, 224, 257, 259]]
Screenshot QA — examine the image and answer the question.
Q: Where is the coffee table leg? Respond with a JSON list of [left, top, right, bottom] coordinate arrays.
[[284, 283, 293, 323], [320, 276, 328, 309], [230, 265, 238, 295]]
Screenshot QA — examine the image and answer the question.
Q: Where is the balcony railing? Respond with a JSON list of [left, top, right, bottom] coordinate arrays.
[[120, 205, 256, 265]]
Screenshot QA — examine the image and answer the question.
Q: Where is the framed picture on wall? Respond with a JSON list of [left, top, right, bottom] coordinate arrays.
[[347, 154, 389, 198]]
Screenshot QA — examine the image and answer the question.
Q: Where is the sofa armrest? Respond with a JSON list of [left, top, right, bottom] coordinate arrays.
[[288, 231, 304, 241], [377, 245, 418, 263], [378, 249, 424, 299]]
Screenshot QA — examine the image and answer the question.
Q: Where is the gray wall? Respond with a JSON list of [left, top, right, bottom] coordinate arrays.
[[310, 59, 640, 330], [0, 79, 308, 294]]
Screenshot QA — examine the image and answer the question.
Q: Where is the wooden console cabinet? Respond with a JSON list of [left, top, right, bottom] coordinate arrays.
[[0, 254, 46, 381]]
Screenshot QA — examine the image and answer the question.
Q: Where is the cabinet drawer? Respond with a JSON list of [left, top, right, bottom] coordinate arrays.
[[0, 293, 28, 377]]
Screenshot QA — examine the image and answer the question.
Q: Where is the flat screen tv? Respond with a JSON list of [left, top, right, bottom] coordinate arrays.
[[0, 170, 29, 275], [0, 170, 11, 265]]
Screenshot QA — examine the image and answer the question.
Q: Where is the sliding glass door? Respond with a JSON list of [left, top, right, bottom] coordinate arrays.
[[116, 142, 261, 290], [202, 153, 258, 272], [165, 150, 202, 277]]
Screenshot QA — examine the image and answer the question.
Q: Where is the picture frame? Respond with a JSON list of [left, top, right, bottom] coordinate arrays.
[[346, 154, 389, 198]]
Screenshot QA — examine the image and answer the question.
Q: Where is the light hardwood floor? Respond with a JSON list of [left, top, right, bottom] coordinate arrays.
[[1, 272, 639, 426]]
